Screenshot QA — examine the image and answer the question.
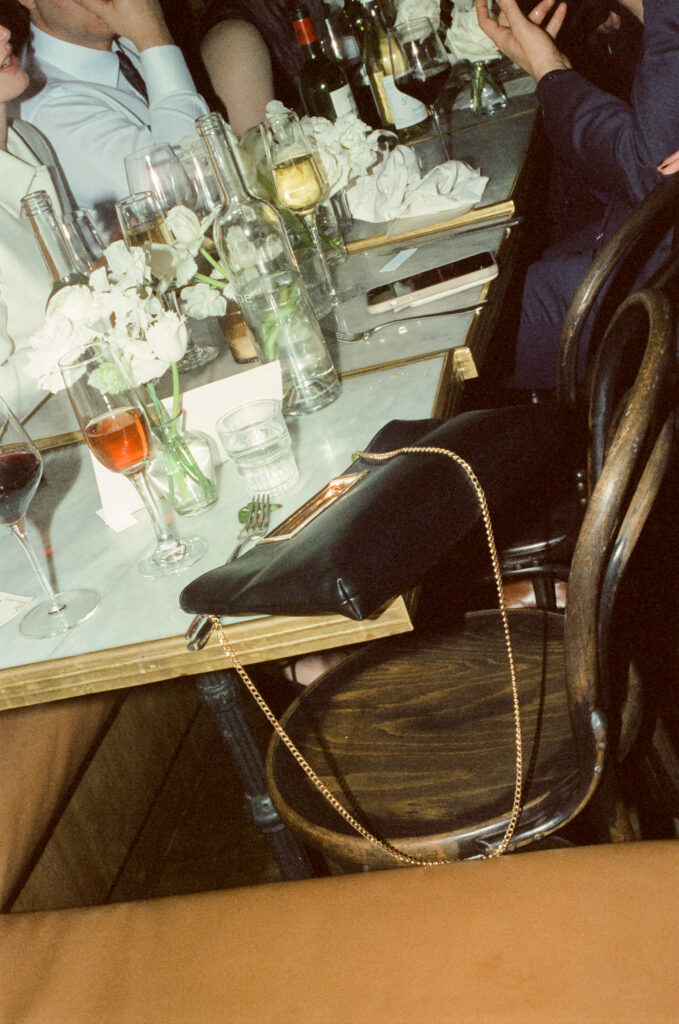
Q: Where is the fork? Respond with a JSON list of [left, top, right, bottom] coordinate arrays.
[[230, 493, 271, 561], [330, 301, 488, 343], [185, 494, 271, 652]]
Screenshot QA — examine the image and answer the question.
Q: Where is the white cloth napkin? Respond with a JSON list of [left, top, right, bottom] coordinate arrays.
[[345, 145, 488, 223]]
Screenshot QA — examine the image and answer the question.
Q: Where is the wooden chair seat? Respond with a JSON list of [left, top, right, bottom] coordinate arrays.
[[266, 289, 676, 870], [269, 610, 580, 866]]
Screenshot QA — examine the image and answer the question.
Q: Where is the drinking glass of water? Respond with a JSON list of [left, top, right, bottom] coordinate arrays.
[[217, 400, 299, 497]]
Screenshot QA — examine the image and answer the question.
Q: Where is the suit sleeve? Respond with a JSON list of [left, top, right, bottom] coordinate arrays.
[[536, 0, 679, 205]]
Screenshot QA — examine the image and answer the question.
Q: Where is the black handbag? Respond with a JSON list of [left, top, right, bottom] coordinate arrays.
[[179, 401, 563, 622]]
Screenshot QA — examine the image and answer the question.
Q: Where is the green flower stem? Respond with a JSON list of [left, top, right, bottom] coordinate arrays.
[[144, 378, 216, 508], [194, 272, 225, 290], [199, 246, 228, 279]]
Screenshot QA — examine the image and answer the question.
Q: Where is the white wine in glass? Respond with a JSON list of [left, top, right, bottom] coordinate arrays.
[[115, 191, 173, 249], [264, 110, 338, 305], [0, 397, 99, 637]]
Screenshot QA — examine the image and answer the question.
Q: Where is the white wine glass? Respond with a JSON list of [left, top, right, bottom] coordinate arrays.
[[262, 110, 339, 306], [390, 17, 452, 159], [115, 191, 219, 373], [59, 346, 208, 580], [124, 142, 197, 214], [0, 396, 99, 637]]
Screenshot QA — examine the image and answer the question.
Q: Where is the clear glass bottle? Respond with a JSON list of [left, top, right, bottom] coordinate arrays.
[[21, 190, 89, 310], [358, 0, 428, 139], [197, 112, 340, 416], [291, 2, 359, 120]]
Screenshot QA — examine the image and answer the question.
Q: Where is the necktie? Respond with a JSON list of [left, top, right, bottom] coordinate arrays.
[[117, 49, 149, 103]]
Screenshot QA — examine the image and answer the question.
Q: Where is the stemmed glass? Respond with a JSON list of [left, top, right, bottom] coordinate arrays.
[[390, 17, 452, 159], [59, 346, 208, 580], [124, 143, 198, 214], [115, 190, 219, 372], [0, 396, 99, 637], [262, 110, 339, 306]]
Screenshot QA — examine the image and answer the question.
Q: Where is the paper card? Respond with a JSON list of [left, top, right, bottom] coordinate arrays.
[[380, 248, 417, 274], [0, 591, 33, 627], [91, 361, 283, 525]]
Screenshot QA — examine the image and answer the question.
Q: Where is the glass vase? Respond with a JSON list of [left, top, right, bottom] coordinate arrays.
[[149, 410, 219, 517], [241, 276, 341, 417]]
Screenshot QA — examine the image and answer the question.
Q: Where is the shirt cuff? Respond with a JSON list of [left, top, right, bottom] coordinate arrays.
[[139, 44, 198, 100]]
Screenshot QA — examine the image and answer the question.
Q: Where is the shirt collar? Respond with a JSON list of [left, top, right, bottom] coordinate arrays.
[[29, 24, 120, 87], [0, 125, 55, 212]]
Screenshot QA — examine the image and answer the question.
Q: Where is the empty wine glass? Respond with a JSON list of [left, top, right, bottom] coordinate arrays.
[[124, 142, 197, 214], [262, 110, 339, 306], [59, 345, 208, 580], [390, 17, 452, 159], [0, 396, 99, 637], [177, 136, 222, 218]]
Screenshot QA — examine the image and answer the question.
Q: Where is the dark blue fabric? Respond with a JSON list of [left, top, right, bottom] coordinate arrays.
[[510, 0, 679, 389]]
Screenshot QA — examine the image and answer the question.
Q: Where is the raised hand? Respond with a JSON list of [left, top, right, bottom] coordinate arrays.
[[475, 0, 571, 80], [72, 0, 173, 51]]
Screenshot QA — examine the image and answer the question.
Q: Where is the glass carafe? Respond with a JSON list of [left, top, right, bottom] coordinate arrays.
[[197, 113, 340, 416]]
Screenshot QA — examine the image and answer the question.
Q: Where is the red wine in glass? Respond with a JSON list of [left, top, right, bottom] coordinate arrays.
[[0, 447, 42, 526], [395, 66, 452, 108], [0, 396, 99, 638]]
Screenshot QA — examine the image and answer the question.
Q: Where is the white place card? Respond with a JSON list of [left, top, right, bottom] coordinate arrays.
[[379, 248, 417, 274], [91, 361, 283, 527], [0, 591, 33, 627]]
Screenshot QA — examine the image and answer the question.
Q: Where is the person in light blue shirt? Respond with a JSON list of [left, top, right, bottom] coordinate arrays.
[[14, 0, 209, 239]]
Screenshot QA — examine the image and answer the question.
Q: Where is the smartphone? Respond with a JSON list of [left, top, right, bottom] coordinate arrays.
[[366, 251, 498, 314]]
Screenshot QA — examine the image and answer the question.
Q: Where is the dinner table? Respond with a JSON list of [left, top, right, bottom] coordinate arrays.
[[0, 70, 543, 878]]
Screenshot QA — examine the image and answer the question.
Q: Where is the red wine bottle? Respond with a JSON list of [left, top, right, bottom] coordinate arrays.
[[291, 3, 359, 120]]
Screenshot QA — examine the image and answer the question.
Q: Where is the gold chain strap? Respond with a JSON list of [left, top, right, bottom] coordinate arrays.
[[210, 444, 524, 864]]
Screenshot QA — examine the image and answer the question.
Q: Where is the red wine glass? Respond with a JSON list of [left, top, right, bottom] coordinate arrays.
[[0, 397, 99, 637], [59, 346, 207, 580], [391, 17, 452, 159]]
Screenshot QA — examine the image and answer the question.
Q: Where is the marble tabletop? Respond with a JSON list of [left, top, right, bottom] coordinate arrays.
[[0, 358, 445, 704]]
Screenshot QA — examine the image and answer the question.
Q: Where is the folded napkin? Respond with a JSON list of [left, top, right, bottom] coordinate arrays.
[[445, 6, 501, 64], [344, 145, 488, 223]]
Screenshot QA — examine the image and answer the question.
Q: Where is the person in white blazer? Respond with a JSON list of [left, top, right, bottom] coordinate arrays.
[[0, 13, 69, 421]]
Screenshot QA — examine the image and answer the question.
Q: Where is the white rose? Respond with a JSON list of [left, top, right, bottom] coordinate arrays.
[[104, 240, 149, 288], [165, 205, 203, 247], [124, 337, 169, 385], [181, 282, 227, 319], [145, 311, 189, 364]]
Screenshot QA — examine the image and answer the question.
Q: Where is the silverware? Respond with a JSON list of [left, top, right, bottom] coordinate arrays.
[[185, 494, 272, 652], [331, 301, 488, 344]]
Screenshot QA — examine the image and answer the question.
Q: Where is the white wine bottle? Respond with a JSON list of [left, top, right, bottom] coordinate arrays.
[[21, 191, 88, 313], [358, 0, 428, 138], [291, 3, 359, 121]]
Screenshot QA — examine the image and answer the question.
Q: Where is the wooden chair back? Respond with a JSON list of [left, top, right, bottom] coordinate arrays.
[[564, 288, 675, 779], [556, 172, 679, 412]]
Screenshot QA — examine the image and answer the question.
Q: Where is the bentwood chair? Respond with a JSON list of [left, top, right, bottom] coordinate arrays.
[[265, 289, 676, 868], [488, 171, 679, 610]]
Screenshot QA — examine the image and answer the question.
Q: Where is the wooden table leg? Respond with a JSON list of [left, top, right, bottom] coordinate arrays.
[[195, 669, 314, 881]]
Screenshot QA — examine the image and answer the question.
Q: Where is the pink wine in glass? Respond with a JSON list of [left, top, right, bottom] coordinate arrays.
[[84, 406, 150, 475], [0, 447, 42, 526]]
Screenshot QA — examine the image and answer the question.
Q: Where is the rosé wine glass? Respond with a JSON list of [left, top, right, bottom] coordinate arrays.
[[0, 396, 99, 637], [59, 346, 207, 579]]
